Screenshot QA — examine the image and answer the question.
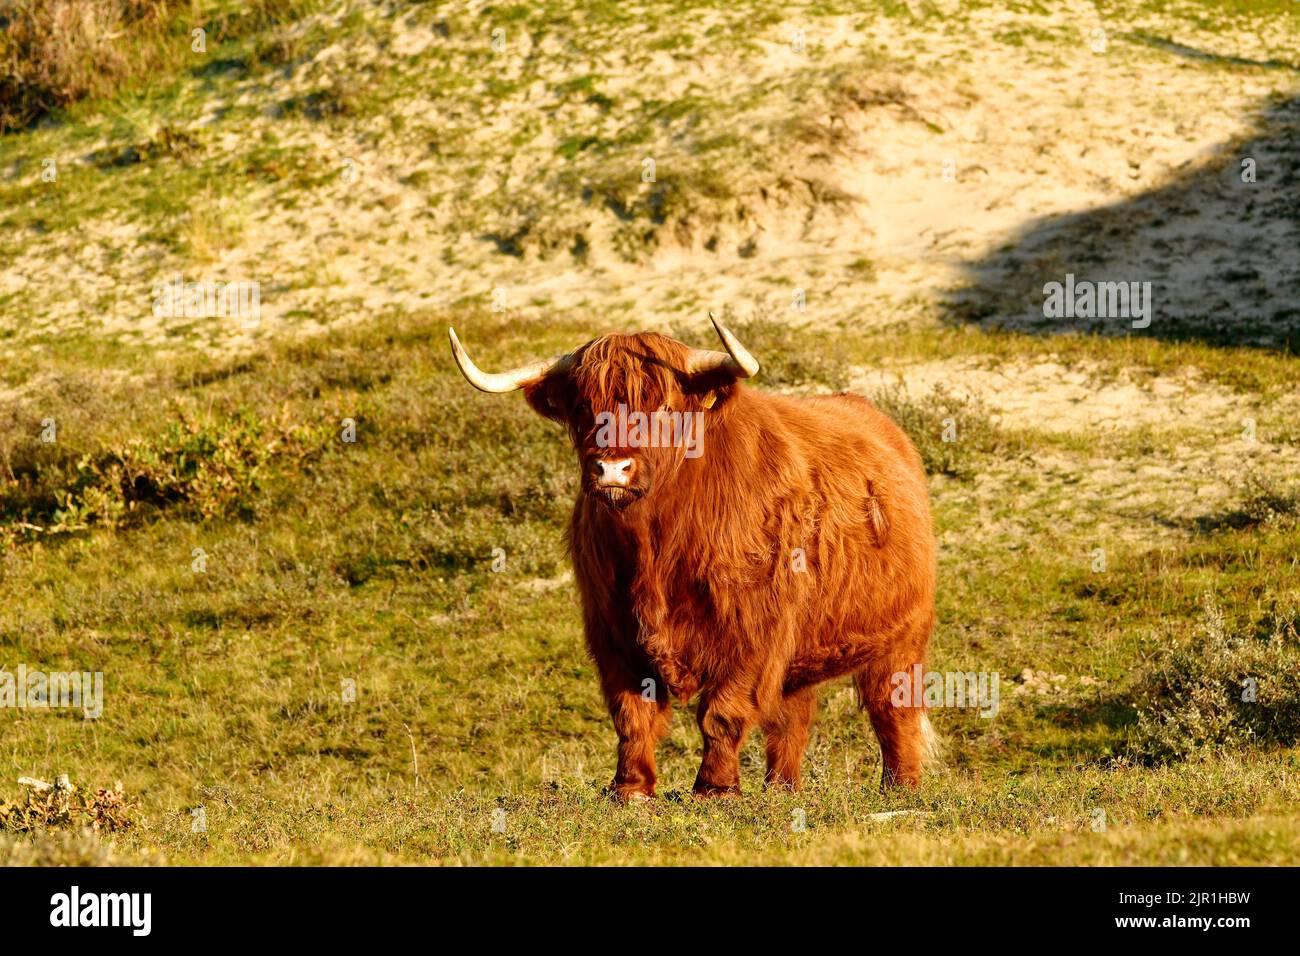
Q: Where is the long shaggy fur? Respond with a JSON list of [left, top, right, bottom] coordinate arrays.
[[519, 331, 938, 799]]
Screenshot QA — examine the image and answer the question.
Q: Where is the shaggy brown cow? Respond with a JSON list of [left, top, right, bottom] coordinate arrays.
[[450, 316, 937, 799]]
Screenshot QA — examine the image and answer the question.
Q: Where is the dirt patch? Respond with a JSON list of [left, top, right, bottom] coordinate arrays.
[[852, 358, 1252, 434]]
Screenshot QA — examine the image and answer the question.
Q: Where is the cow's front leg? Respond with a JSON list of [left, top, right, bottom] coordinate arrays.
[[693, 689, 757, 798], [604, 673, 672, 802]]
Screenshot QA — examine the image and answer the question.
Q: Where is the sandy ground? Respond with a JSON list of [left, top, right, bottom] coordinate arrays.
[[3, 2, 1297, 352], [1, 1, 1297, 529], [854, 357, 1251, 434]]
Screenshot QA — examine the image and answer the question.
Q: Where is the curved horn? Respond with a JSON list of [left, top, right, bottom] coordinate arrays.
[[448, 327, 573, 393], [685, 312, 760, 378]]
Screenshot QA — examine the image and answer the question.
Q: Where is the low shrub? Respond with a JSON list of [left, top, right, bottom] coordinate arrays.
[[1, 406, 331, 535], [0, 776, 135, 834], [1128, 596, 1300, 762], [869, 382, 1009, 478]]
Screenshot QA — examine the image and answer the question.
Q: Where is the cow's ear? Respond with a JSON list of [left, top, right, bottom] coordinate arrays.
[[691, 380, 737, 410], [522, 372, 571, 423]]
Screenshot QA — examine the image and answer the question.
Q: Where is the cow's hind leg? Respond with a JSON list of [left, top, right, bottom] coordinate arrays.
[[854, 662, 935, 790], [853, 610, 937, 790], [857, 669, 926, 789], [760, 687, 817, 791]]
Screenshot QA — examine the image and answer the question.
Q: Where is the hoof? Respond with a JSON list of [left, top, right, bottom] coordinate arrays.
[[879, 771, 921, 791], [691, 783, 741, 800], [608, 783, 655, 804]]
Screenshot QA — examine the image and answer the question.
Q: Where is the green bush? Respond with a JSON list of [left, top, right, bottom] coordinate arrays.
[[1129, 596, 1300, 762], [1235, 473, 1300, 529], [869, 382, 1008, 479], [0, 407, 331, 535]]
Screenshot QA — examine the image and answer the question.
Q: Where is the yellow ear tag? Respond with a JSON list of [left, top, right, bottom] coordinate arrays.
[[701, 393, 716, 409]]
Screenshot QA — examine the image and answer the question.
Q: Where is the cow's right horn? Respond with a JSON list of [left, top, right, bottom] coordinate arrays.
[[449, 328, 574, 393], [684, 312, 760, 379]]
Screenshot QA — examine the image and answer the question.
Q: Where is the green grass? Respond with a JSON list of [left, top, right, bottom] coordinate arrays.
[[1, 309, 1298, 864]]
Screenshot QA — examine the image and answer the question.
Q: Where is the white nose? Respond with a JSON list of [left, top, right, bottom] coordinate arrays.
[[593, 458, 634, 486]]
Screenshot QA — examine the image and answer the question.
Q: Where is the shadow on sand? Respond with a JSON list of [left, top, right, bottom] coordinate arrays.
[[943, 90, 1300, 354]]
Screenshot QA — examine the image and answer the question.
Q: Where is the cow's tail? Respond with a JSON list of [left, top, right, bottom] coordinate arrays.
[[919, 710, 945, 769]]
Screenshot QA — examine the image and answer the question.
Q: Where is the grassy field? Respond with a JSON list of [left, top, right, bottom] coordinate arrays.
[[1, 0, 1299, 865]]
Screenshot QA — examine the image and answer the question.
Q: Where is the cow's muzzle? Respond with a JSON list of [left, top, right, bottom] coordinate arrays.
[[595, 486, 640, 508], [589, 458, 643, 509]]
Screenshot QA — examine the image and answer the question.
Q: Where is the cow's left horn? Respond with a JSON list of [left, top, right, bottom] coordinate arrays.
[[449, 327, 574, 393], [685, 312, 760, 379]]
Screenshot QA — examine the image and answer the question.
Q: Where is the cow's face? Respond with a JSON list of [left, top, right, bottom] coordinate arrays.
[[449, 317, 760, 514], [524, 334, 704, 511]]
